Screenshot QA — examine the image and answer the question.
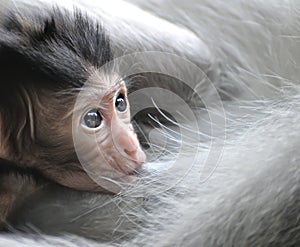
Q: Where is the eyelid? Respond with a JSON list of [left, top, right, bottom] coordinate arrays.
[[116, 86, 126, 96], [113, 88, 124, 102]]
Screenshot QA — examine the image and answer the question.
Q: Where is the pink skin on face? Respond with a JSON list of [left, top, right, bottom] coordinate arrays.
[[111, 115, 146, 168]]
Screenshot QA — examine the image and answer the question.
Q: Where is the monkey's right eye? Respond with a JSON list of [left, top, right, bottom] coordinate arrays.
[[83, 109, 102, 128]]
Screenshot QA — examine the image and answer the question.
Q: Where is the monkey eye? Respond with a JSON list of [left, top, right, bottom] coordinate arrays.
[[83, 109, 102, 128], [115, 93, 127, 112]]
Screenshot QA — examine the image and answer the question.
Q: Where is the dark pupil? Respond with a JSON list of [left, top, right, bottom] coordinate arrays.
[[115, 93, 127, 112], [84, 110, 102, 128]]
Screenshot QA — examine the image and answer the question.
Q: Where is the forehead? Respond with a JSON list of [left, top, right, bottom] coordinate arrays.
[[71, 70, 127, 116], [83, 71, 126, 99]]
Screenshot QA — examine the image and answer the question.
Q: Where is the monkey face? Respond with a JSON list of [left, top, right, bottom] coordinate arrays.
[[5, 75, 147, 194], [71, 78, 146, 193], [0, 7, 146, 194]]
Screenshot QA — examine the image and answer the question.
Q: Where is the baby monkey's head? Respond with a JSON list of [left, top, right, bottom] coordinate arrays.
[[71, 73, 146, 193], [0, 8, 145, 193]]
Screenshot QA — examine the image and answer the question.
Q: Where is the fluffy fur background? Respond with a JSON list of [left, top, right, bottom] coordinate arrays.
[[1, 0, 300, 246]]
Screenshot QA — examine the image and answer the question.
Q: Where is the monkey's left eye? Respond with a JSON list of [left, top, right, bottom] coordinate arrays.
[[115, 93, 127, 112], [83, 109, 102, 128]]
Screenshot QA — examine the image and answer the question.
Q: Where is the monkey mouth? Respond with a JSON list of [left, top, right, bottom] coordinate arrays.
[[109, 168, 140, 188], [127, 169, 139, 176], [112, 158, 141, 177], [112, 154, 143, 177]]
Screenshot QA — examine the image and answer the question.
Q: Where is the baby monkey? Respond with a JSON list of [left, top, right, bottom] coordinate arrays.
[[0, 8, 146, 227]]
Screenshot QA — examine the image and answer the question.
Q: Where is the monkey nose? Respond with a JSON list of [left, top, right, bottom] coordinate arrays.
[[123, 132, 139, 153], [124, 148, 146, 164], [122, 133, 146, 164], [111, 117, 146, 164]]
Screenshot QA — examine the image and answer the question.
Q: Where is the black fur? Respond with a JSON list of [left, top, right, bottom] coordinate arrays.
[[0, 7, 113, 166], [0, 8, 113, 102], [0, 158, 48, 184]]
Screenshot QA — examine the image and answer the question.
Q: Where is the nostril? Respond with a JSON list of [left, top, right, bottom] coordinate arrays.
[[124, 149, 135, 158], [124, 149, 146, 164]]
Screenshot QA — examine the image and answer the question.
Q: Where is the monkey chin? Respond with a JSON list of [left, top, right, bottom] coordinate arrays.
[[65, 153, 146, 194], [98, 157, 145, 194], [82, 170, 140, 195], [47, 168, 138, 195]]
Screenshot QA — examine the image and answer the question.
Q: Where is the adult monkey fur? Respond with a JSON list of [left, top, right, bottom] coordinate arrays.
[[0, 0, 300, 247]]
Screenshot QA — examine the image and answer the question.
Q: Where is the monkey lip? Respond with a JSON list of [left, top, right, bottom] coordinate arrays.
[[109, 167, 139, 186], [122, 161, 141, 177], [127, 169, 139, 176], [116, 154, 145, 176]]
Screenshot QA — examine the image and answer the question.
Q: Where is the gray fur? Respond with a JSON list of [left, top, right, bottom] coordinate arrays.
[[1, 0, 300, 246]]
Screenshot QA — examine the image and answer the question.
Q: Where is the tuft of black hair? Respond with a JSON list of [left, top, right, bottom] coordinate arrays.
[[0, 7, 113, 98]]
